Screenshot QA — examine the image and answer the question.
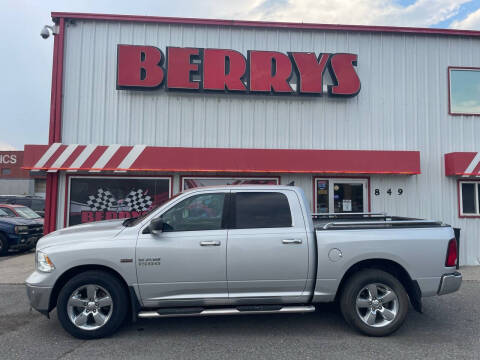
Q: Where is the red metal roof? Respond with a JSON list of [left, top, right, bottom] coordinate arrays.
[[445, 152, 480, 177], [51, 12, 480, 38]]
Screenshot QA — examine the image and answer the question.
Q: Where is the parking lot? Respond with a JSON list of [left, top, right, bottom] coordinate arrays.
[[0, 254, 479, 360]]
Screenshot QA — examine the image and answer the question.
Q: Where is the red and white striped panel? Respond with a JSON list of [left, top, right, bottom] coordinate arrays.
[[23, 143, 421, 175], [27, 143, 146, 173], [445, 152, 480, 177]]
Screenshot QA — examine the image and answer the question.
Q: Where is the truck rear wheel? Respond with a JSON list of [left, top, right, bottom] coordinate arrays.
[[56, 270, 128, 339], [339, 269, 409, 336], [0, 234, 8, 255]]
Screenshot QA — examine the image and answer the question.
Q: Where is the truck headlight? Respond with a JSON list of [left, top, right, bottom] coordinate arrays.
[[36, 251, 55, 272], [15, 225, 29, 234]]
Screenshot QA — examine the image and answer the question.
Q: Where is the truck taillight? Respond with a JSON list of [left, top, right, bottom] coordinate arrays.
[[445, 238, 458, 267]]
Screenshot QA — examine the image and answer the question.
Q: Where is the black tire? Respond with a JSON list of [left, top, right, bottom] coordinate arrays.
[[57, 270, 128, 339], [339, 269, 409, 337], [0, 233, 9, 256]]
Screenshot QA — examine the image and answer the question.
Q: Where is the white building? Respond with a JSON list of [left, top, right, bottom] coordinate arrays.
[[25, 12, 480, 264]]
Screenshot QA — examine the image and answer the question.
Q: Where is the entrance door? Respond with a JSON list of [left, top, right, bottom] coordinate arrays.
[[315, 178, 368, 213], [137, 191, 229, 307]]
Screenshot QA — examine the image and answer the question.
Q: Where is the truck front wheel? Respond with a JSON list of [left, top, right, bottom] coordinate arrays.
[[339, 269, 409, 336], [56, 270, 128, 339]]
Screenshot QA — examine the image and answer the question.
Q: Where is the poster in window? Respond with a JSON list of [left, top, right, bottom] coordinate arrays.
[[68, 177, 170, 226]]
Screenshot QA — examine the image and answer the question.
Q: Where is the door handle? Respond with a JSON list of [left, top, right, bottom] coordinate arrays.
[[200, 241, 221, 246], [282, 239, 303, 244]]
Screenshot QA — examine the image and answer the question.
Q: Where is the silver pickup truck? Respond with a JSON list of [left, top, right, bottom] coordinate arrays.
[[26, 185, 461, 339]]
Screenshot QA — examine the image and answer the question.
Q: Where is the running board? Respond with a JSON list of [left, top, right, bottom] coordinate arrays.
[[138, 305, 315, 319]]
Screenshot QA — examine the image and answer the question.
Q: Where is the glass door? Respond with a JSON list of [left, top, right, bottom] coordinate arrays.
[[315, 178, 368, 213]]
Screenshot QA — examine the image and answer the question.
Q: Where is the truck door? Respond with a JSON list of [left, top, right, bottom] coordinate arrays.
[[136, 191, 229, 307], [226, 190, 309, 303]]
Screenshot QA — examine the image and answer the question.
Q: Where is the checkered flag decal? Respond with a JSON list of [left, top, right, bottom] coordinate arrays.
[[86, 188, 116, 211], [124, 189, 153, 212]]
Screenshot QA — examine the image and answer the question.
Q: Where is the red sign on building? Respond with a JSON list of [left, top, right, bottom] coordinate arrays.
[[116, 45, 361, 97]]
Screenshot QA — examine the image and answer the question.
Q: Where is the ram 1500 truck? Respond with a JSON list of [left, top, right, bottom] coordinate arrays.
[[26, 186, 461, 339]]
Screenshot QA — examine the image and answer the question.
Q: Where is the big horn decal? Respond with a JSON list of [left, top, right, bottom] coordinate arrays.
[[116, 45, 361, 97]]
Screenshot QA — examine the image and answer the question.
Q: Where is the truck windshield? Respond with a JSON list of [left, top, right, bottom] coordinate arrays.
[[14, 206, 41, 219]]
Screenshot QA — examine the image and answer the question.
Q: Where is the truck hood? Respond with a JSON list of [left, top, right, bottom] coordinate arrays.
[[37, 219, 126, 250], [0, 216, 39, 226]]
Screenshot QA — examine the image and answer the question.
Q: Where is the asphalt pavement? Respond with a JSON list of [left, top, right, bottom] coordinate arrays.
[[0, 281, 479, 360]]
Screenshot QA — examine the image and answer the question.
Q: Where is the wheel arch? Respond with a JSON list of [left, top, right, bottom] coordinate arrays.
[[48, 264, 140, 319], [335, 258, 422, 312]]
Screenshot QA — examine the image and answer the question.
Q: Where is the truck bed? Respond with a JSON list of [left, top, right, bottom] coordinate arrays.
[[313, 213, 446, 230]]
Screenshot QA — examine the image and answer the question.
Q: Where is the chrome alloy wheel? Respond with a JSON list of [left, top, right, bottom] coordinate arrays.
[[355, 283, 399, 328], [67, 284, 113, 331]]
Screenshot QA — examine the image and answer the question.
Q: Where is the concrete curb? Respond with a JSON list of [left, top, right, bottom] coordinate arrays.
[[0, 252, 34, 285], [459, 266, 480, 281]]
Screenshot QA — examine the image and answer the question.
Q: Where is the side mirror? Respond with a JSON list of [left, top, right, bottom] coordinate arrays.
[[147, 218, 164, 235]]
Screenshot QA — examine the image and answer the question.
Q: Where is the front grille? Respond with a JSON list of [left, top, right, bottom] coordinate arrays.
[[26, 225, 43, 236]]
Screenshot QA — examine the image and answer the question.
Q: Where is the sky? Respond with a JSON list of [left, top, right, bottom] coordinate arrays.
[[1, 0, 480, 151]]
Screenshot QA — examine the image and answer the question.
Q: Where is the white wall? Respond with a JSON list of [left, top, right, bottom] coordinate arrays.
[[0, 179, 34, 195], [57, 20, 480, 264]]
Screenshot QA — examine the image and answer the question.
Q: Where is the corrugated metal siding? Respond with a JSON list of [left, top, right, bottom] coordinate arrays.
[[58, 20, 480, 265]]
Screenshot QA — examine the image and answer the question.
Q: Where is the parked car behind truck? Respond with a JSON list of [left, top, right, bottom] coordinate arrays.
[[0, 204, 44, 225], [26, 185, 461, 339], [0, 208, 43, 255], [0, 195, 45, 217]]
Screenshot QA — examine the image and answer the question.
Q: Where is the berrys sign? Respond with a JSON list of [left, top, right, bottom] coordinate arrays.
[[117, 45, 361, 97]]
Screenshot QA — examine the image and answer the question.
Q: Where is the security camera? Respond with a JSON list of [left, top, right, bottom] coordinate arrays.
[[40, 25, 55, 39]]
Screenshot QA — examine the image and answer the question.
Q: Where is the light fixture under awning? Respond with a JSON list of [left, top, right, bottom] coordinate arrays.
[[23, 144, 421, 175]]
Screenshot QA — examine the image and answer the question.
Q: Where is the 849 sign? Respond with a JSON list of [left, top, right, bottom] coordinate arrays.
[[374, 188, 403, 196]]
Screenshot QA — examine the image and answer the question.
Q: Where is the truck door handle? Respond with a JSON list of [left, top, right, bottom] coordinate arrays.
[[200, 241, 221, 246], [282, 239, 302, 244]]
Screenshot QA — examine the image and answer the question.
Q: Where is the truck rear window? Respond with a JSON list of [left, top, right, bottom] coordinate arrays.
[[234, 192, 292, 229]]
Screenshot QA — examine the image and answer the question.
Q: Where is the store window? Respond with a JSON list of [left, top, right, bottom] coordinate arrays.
[[182, 177, 279, 191], [449, 67, 480, 115], [67, 176, 171, 226], [314, 178, 368, 214], [1, 168, 11, 175], [459, 181, 480, 216]]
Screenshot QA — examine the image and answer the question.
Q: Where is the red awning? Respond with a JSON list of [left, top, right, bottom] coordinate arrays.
[[445, 152, 480, 176], [24, 144, 421, 175]]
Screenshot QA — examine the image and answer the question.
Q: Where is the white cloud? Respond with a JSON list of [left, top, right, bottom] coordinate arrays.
[[450, 7, 480, 29], [0, 142, 16, 151], [228, 0, 470, 27]]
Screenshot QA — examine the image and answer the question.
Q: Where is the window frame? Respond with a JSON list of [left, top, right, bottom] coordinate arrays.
[[159, 192, 229, 232], [448, 66, 480, 116], [230, 191, 293, 230], [180, 175, 280, 192], [313, 176, 370, 214], [458, 180, 480, 218]]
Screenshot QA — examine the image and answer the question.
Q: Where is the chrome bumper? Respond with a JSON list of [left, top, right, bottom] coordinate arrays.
[[437, 271, 462, 295], [26, 283, 52, 315]]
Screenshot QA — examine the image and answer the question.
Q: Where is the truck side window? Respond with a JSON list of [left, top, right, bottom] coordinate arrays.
[[160, 193, 226, 232], [234, 192, 292, 229]]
